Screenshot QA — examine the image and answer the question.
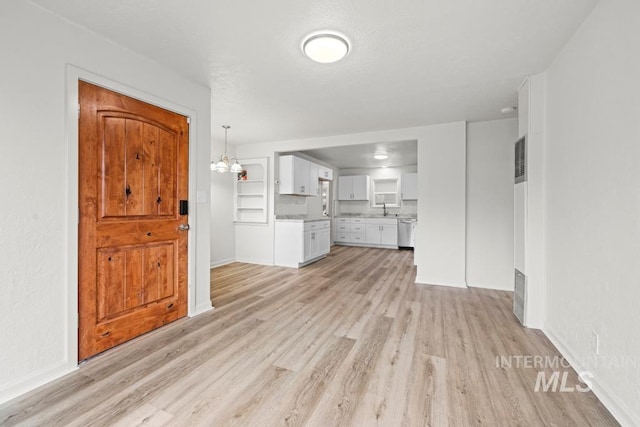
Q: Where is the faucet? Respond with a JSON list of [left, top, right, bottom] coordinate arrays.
[[383, 202, 387, 217]]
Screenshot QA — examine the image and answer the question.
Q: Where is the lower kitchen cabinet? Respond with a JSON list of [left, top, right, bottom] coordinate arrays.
[[334, 217, 398, 248], [275, 219, 330, 268], [365, 218, 398, 246]]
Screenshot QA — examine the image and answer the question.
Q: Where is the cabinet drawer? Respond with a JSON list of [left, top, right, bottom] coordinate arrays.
[[351, 224, 365, 233], [337, 224, 350, 233], [335, 233, 349, 242], [350, 233, 366, 243], [304, 222, 319, 231], [336, 218, 350, 224], [304, 220, 329, 231], [351, 218, 365, 224]]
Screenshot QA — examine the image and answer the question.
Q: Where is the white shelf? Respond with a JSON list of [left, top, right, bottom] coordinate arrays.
[[233, 158, 268, 223]]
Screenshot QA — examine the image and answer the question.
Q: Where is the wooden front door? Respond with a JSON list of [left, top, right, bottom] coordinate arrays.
[[78, 81, 189, 360]]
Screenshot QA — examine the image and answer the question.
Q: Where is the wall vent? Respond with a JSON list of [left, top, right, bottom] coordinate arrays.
[[515, 136, 527, 183]]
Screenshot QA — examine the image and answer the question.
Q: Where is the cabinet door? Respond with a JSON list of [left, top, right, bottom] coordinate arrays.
[[401, 173, 417, 200], [338, 176, 353, 200], [365, 224, 381, 244], [303, 230, 314, 261], [318, 228, 330, 255], [318, 165, 333, 181], [351, 175, 370, 200], [380, 224, 398, 246], [308, 162, 319, 196], [293, 156, 310, 195]]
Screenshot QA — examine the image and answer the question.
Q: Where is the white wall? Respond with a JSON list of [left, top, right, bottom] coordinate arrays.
[[0, 1, 212, 404], [416, 122, 467, 287], [466, 119, 517, 290], [543, 0, 640, 424], [210, 167, 236, 268]]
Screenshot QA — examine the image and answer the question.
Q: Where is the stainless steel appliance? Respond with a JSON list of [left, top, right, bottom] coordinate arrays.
[[398, 218, 416, 248]]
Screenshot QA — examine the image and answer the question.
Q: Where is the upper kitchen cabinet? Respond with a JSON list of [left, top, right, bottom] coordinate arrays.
[[318, 165, 333, 181], [279, 155, 320, 196], [338, 175, 370, 201], [401, 173, 417, 200]]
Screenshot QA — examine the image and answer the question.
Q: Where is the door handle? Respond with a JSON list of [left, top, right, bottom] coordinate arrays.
[[178, 224, 190, 231]]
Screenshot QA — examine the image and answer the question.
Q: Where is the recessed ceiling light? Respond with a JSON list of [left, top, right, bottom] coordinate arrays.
[[374, 153, 388, 160], [501, 106, 517, 114], [302, 32, 350, 63]]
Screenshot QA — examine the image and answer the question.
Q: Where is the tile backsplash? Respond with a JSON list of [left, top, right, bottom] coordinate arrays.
[[337, 200, 417, 217]]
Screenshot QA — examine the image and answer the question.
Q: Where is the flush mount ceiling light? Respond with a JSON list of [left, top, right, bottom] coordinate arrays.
[[501, 106, 517, 114], [302, 32, 350, 63], [374, 149, 388, 160]]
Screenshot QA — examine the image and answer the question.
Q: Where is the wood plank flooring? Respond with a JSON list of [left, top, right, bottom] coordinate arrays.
[[0, 246, 618, 426]]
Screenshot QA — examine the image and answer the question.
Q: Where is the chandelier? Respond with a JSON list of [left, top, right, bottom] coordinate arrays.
[[211, 125, 242, 173]]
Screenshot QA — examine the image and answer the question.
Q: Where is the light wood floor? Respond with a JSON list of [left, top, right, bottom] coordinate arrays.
[[0, 246, 618, 426]]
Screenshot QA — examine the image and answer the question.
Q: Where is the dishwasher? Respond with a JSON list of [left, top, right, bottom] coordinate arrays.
[[397, 218, 417, 249]]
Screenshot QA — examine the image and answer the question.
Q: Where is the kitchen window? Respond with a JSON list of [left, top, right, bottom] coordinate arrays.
[[371, 178, 399, 207]]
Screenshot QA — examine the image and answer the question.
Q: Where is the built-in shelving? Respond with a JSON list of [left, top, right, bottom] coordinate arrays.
[[234, 158, 268, 223]]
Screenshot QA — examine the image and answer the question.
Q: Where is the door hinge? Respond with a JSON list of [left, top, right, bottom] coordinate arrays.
[[77, 103, 80, 119], [186, 117, 191, 125]]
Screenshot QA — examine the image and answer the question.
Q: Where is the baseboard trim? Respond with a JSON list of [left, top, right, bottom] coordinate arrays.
[[0, 361, 77, 405], [414, 277, 467, 288], [467, 282, 513, 292], [544, 327, 639, 426], [209, 258, 235, 269], [234, 257, 273, 266], [193, 302, 214, 316]]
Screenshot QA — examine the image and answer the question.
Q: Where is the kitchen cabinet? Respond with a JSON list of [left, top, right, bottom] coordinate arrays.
[[279, 155, 320, 196], [274, 219, 330, 268], [307, 161, 319, 197], [334, 217, 397, 248], [337, 175, 370, 200], [365, 218, 398, 246], [334, 217, 365, 243], [318, 165, 333, 181], [401, 173, 417, 200]]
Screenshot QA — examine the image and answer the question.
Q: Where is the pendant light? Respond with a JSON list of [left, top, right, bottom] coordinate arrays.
[[211, 125, 243, 173]]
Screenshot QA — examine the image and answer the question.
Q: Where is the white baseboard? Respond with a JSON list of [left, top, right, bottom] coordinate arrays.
[[467, 282, 513, 292], [0, 361, 77, 405], [209, 258, 235, 269], [193, 301, 214, 316], [234, 257, 273, 266], [544, 327, 639, 427], [415, 277, 467, 288]]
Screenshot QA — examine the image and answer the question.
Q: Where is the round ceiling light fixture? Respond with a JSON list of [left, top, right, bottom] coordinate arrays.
[[374, 149, 388, 160], [302, 32, 350, 63]]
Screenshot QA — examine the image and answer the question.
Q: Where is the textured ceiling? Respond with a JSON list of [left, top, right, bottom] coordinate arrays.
[[30, 0, 598, 145]]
